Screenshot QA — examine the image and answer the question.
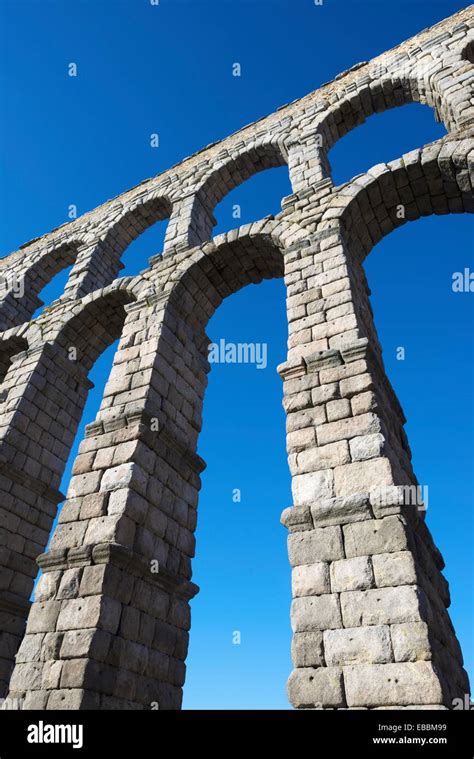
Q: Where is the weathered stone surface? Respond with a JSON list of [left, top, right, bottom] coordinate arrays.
[[57, 569, 81, 600], [326, 398, 351, 422], [291, 631, 324, 667], [8, 662, 43, 692], [292, 469, 334, 504], [280, 504, 312, 533], [288, 527, 344, 566], [56, 597, 121, 635], [15, 633, 44, 664], [340, 586, 426, 628], [292, 563, 330, 597], [310, 493, 372, 527], [351, 390, 377, 416], [343, 662, 444, 707], [287, 427, 316, 453], [390, 621, 433, 662], [33, 572, 61, 602], [1, 9, 470, 711], [296, 441, 350, 473], [288, 667, 345, 708], [41, 660, 63, 690], [25, 602, 61, 634], [340, 373, 374, 398], [291, 595, 342, 632], [324, 625, 393, 666], [60, 629, 111, 661], [343, 516, 410, 558], [334, 457, 393, 497], [349, 433, 385, 462], [330, 556, 374, 592], [369, 484, 422, 518], [317, 413, 382, 447], [46, 689, 101, 710], [372, 550, 417, 587]]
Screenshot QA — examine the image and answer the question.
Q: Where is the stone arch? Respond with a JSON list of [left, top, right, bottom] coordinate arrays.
[[164, 141, 290, 252], [309, 135, 473, 376], [0, 241, 81, 331], [194, 141, 288, 208], [93, 218, 307, 450], [320, 135, 474, 258], [2, 8, 473, 710], [315, 134, 473, 460], [66, 195, 173, 299], [321, 78, 429, 151], [169, 218, 304, 307], [3, 221, 308, 709], [54, 286, 137, 372], [278, 181, 472, 709], [0, 286, 136, 698], [309, 56, 472, 185]]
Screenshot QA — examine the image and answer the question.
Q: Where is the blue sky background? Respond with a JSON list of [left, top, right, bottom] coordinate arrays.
[[0, 0, 472, 709]]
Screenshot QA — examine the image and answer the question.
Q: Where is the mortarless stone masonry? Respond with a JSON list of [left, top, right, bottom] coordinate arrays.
[[0, 7, 473, 709]]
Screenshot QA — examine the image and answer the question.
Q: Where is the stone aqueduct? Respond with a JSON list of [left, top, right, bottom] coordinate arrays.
[[0, 8, 473, 710]]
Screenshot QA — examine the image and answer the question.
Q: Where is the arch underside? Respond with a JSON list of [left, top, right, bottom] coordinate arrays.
[[0, 7, 472, 709]]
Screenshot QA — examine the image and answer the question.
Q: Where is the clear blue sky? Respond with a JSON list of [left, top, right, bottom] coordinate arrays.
[[0, 0, 472, 709]]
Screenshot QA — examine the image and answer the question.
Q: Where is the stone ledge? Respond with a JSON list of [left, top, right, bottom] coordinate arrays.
[[283, 337, 407, 425], [282, 492, 374, 531], [84, 409, 206, 475], [281, 489, 429, 531], [305, 337, 371, 373], [277, 357, 306, 381], [306, 348, 343, 372], [37, 542, 199, 601]]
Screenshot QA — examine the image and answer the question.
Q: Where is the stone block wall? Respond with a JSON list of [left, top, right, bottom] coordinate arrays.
[[0, 7, 473, 708]]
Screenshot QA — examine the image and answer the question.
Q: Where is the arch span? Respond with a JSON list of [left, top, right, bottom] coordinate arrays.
[[0, 241, 81, 331], [1, 7, 473, 710], [320, 134, 474, 257], [67, 195, 173, 298], [165, 141, 291, 252], [0, 287, 136, 698]]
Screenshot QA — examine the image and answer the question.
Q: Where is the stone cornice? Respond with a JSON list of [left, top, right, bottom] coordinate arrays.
[[37, 542, 200, 601], [84, 409, 206, 475]]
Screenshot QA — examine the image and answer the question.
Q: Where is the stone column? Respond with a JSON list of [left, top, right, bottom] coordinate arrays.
[[0, 344, 92, 697], [287, 127, 332, 194], [164, 193, 217, 253], [7, 293, 208, 709], [280, 225, 469, 709]]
